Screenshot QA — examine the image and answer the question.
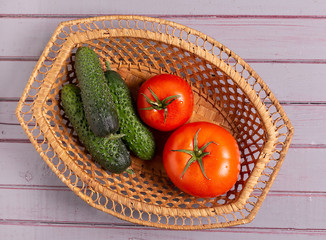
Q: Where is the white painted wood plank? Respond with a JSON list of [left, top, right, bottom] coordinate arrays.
[[3, 103, 326, 145], [0, 187, 125, 225], [175, 18, 326, 61], [0, 124, 27, 141], [0, 143, 325, 192], [0, 224, 324, 240], [0, 101, 19, 123], [0, 143, 62, 187], [253, 192, 326, 229], [0, 187, 325, 229], [2, 1, 324, 239], [249, 62, 326, 103], [2, 0, 326, 16], [1, 18, 326, 60], [271, 148, 326, 192], [0, 18, 62, 57], [284, 105, 326, 145], [2, 61, 326, 102], [0, 61, 36, 99]]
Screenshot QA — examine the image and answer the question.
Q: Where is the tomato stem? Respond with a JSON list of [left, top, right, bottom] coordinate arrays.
[[125, 168, 135, 175], [171, 128, 218, 180], [105, 61, 111, 71], [140, 87, 181, 124], [105, 133, 126, 140]]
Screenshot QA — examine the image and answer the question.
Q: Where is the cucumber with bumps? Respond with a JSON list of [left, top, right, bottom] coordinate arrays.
[[75, 46, 119, 137], [104, 62, 155, 160], [60, 84, 131, 173]]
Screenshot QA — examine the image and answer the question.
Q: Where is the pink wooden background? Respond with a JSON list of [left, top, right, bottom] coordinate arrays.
[[1, 0, 326, 239]]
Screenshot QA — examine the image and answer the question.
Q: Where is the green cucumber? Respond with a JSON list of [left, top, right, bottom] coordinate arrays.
[[104, 62, 155, 160], [60, 84, 131, 173], [75, 46, 119, 137]]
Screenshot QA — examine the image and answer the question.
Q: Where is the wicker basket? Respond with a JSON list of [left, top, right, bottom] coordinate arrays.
[[16, 15, 293, 229]]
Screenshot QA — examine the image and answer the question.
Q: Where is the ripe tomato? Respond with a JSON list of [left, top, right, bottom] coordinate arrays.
[[163, 122, 241, 198], [137, 74, 194, 131]]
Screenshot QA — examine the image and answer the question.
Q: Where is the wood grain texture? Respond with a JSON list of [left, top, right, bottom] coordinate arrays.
[[1, 224, 324, 240], [2, 0, 326, 16], [1, 143, 325, 192], [1, 0, 325, 237], [250, 63, 326, 103], [2, 102, 326, 145], [1, 18, 326, 60], [0, 187, 325, 232], [1, 61, 326, 102]]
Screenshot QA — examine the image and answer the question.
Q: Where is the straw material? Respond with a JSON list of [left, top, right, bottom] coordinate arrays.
[[16, 15, 293, 230]]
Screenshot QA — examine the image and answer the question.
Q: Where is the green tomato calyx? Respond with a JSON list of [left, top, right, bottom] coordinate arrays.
[[172, 128, 218, 180], [141, 87, 181, 123]]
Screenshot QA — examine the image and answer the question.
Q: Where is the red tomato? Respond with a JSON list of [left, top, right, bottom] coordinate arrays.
[[163, 122, 241, 198], [137, 74, 194, 131]]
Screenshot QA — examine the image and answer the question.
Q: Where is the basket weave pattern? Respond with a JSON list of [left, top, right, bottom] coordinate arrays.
[[16, 16, 293, 229]]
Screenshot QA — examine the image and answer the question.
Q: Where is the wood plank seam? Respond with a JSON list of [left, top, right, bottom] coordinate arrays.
[[2, 14, 326, 19], [1, 219, 326, 235]]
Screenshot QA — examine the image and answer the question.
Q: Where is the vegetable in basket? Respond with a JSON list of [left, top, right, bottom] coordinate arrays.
[[60, 84, 131, 174], [163, 121, 241, 198], [75, 46, 119, 137], [137, 74, 194, 132], [104, 61, 155, 160]]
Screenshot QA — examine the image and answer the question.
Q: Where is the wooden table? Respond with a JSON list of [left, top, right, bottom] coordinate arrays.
[[1, 1, 326, 239]]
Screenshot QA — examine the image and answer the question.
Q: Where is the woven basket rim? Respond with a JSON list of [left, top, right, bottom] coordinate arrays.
[[16, 15, 294, 229]]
